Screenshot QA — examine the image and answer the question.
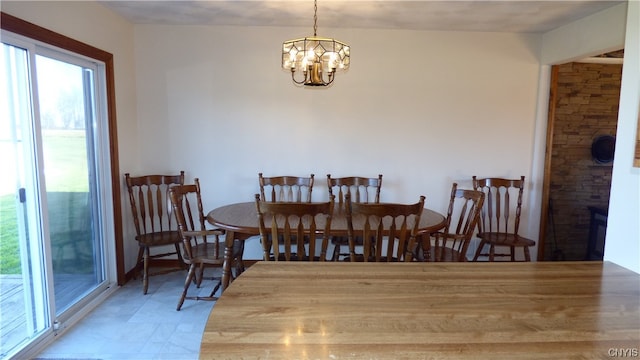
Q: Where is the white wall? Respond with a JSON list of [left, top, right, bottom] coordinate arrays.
[[133, 25, 542, 260], [605, 1, 640, 273], [541, 4, 626, 64]]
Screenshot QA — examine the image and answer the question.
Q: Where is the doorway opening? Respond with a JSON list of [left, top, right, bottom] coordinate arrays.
[[538, 50, 624, 261]]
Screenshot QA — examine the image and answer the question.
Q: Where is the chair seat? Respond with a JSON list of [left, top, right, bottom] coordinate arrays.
[[136, 230, 181, 246], [478, 232, 536, 247], [422, 247, 465, 262], [343, 255, 400, 262], [189, 242, 224, 265], [189, 240, 243, 265], [331, 235, 366, 260], [331, 235, 363, 245], [269, 254, 326, 261]]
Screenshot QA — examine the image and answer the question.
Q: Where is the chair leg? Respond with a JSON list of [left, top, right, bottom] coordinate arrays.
[[332, 244, 340, 261], [143, 246, 150, 294], [489, 244, 495, 262], [510, 246, 516, 261], [134, 246, 144, 279], [175, 243, 186, 269], [177, 264, 197, 311], [472, 241, 485, 261], [232, 240, 246, 278], [208, 279, 222, 298], [196, 263, 205, 288], [523, 246, 531, 261], [227, 257, 244, 281]]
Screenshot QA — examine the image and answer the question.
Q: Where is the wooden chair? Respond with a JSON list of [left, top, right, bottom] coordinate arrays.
[[258, 173, 314, 202], [169, 179, 243, 310], [327, 174, 383, 260], [327, 174, 383, 207], [345, 194, 425, 262], [255, 194, 334, 261], [471, 176, 536, 261], [421, 183, 485, 262], [125, 172, 185, 294]]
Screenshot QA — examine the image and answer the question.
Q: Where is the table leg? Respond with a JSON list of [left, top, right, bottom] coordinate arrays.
[[221, 230, 236, 292], [416, 233, 432, 261], [221, 231, 251, 292]]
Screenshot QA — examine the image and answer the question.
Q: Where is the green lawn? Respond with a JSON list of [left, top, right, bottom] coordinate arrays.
[[0, 194, 20, 273], [42, 129, 89, 192], [0, 130, 88, 274]]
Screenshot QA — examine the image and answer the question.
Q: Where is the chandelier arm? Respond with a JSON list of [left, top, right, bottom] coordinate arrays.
[[324, 72, 334, 86], [291, 69, 307, 85]]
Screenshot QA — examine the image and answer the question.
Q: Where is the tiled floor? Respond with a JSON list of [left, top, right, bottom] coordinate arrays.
[[34, 268, 221, 360]]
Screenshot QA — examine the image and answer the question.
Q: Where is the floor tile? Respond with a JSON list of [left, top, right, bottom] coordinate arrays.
[[34, 268, 220, 360]]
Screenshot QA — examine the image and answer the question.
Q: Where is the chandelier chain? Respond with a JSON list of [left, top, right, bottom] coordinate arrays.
[[313, 0, 318, 36]]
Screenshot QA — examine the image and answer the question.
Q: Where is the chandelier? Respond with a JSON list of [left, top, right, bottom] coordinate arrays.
[[281, 0, 350, 87]]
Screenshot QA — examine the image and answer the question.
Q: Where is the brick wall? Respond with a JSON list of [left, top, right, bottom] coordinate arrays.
[[544, 62, 622, 260]]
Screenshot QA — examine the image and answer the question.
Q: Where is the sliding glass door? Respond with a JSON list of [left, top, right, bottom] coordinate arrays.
[[36, 53, 106, 315], [1, 33, 115, 360], [1, 41, 49, 360]]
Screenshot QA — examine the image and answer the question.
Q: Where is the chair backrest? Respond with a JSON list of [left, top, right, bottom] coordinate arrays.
[[258, 173, 315, 202], [169, 179, 219, 261], [472, 176, 525, 236], [255, 194, 334, 261], [326, 174, 382, 207], [345, 194, 425, 262], [125, 172, 185, 236], [431, 183, 485, 261]]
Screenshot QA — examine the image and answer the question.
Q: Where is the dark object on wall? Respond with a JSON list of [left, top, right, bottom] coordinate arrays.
[[591, 135, 616, 163]]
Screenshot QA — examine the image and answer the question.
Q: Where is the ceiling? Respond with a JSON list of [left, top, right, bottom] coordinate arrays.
[[99, 0, 624, 34]]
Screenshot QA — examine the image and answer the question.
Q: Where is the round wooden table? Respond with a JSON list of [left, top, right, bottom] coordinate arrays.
[[207, 202, 446, 290]]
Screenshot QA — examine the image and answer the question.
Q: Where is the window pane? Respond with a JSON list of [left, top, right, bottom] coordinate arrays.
[[35, 54, 106, 315], [0, 42, 49, 360]]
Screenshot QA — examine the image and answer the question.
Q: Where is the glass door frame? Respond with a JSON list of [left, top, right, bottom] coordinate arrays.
[[1, 12, 124, 359], [0, 12, 124, 284]]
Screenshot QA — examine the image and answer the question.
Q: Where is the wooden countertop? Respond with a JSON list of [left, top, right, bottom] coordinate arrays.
[[200, 261, 640, 359]]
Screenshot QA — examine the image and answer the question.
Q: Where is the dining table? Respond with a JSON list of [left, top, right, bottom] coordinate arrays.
[[207, 201, 447, 291], [200, 260, 640, 359]]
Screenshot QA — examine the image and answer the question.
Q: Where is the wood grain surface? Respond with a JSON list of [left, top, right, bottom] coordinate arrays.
[[200, 261, 640, 359], [207, 202, 447, 290], [207, 201, 447, 236]]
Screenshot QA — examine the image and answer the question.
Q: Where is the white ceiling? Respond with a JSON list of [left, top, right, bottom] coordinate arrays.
[[99, 0, 624, 33]]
